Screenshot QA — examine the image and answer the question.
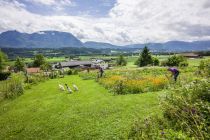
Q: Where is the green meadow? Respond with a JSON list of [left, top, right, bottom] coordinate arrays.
[[0, 76, 162, 139], [0, 55, 209, 139]]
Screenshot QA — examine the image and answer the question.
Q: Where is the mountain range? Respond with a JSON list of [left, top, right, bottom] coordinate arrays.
[[0, 30, 83, 48], [0, 30, 210, 52]]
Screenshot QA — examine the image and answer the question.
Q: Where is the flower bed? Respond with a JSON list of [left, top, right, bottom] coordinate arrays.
[[99, 75, 168, 94], [79, 68, 169, 94]]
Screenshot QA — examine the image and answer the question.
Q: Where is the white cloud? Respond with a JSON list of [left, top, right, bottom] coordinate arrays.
[[0, 0, 210, 45], [109, 0, 210, 43]]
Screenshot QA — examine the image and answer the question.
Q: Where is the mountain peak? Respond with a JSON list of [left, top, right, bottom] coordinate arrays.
[[0, 30, 83, 48]]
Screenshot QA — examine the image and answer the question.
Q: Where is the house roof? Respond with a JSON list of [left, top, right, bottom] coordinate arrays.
[[92, 59, 105, 63], [59, 61, 93, 67], [181, 53, 200, 57], [26, 68, 41, 73]]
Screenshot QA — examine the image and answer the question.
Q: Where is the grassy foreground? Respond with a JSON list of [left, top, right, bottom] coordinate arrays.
[[0, 76, 162, 139]]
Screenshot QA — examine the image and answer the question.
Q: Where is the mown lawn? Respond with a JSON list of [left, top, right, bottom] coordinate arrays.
[[0, 76, 163, 139]]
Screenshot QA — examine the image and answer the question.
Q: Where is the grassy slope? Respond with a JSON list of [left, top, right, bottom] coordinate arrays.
[[0, 76, 162, 139]]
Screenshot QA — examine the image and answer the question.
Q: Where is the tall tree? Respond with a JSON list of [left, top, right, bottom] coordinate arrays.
[[135, 46, 153, 67], [116, 54, 127, 66], [33, 54, 46, 67], [0, 50, 8, 72], [40, 62, 51, 71], [14, 57, 25, 72]]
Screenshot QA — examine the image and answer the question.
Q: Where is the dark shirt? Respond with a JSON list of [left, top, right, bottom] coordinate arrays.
[[99, 67, 104, 73]]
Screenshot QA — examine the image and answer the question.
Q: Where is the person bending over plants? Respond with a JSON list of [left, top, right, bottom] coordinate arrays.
[[167, 67, 180, 82]]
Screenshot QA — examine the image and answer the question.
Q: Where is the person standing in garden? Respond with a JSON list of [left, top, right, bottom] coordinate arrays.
[[167, 67, 180, 82], [98, 66, 104, 78]]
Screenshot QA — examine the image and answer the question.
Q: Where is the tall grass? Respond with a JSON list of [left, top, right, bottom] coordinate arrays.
[[128, 79, 210, 140], [0, 74, 24, 100]]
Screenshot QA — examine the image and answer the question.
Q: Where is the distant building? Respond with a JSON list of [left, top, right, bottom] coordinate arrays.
[[92, 59, 109, 69], [26, 68, 41, 74], [90, 58, 114, 63], [56, 61, 93, 69], [181, 53, 202, 59]]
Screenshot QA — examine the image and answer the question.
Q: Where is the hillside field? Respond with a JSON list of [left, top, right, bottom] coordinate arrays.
[[0, 75, 162, 139], [0, 56, 209, 139]]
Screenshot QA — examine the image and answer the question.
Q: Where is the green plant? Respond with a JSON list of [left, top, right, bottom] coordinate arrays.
[[198, 59, 210, 77], [161, 60, 167, 66], [25, 73, 49, 84], [0, 72, 11, 81], [40, 62, 51, 71], [0, 74, 24, 99], [116, 54, 127, 66], [113, 80, 125, 95], [135, 46, 153, 67], [163, 80, 210, 139], [49, 71, 58, 79], [98, 73, 168, 94], [0, 50, 8, 72], [73, 69, 79, 75], [166, 55, 187, 66], [67, 69, 73, 75], [33, 54, 46, 67], [128, 79, 210, 140], [14, 57, 25, 72], [152, 57, 160, 66], [179, 61, 189, 67]]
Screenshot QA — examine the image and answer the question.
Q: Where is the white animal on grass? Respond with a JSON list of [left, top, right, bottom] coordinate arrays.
[[59, 84, 65, 91], [72, 83, 79, 91], [65, 84, 73, 93]]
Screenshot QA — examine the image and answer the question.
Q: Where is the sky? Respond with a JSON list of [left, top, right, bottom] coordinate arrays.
[[0, 0, 210, 45]]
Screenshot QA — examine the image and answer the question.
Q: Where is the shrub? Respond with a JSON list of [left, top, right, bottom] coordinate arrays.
[[129, 79, 210, 139], [179, 61, 189, 67], [113, 80, 125, 95], [14, 57, 25, 72], [166, 55, 180, 66], [25, 73, 48, 84], [198, 59, 210, 77], [0, 72, 11, 81], [116, 55, 127, 66], [66, 69, 79, 75], [165, 55, 187, 66], [67, 69, 73, 75], [163, 80, 210, 139], [128, 117, 191, 140], [0, 50, 8, 72], [161, 60, 167, 66], [48, 71, 58, 79], [152, 57, 160, 66], [0, 74, 24, 99], [33, 54, 46, 67], [40, 62, 51, 71], [73, 69, 79, 75]]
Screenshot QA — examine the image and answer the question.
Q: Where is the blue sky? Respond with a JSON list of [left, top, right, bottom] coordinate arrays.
[[0, 0, 210, 45], [19, 0, 116, 17]]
